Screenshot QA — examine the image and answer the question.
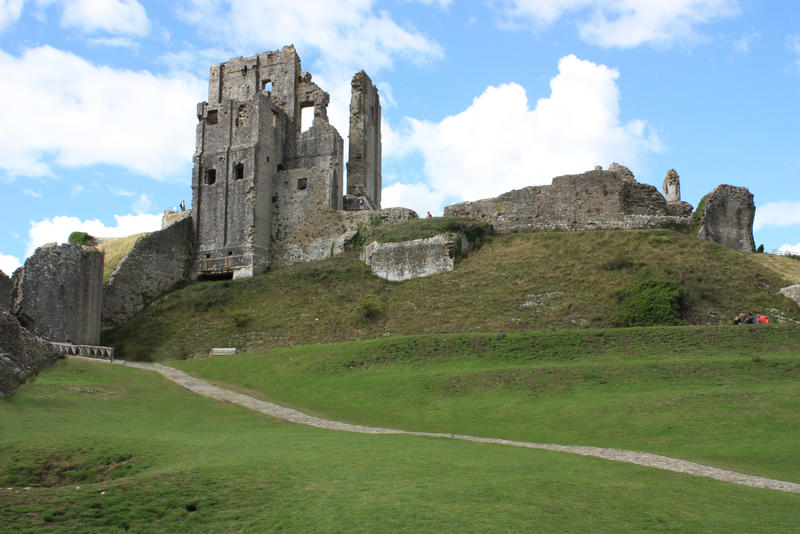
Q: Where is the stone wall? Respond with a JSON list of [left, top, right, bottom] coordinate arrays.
[[0, 310, 62, 397], [780, 285, 800, 308], [12, 243, 103, 344], [361, 233, 469, 281], [696, 185, 755, 253], [0, 271, 11, 310], [103, 216, 194, 329], [271, 200, 416, 269], [444, 166, 693, 234]]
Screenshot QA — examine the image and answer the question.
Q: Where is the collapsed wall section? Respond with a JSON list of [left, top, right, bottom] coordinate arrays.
[[12, 243, 103, 344], [696, 185, 756, 253], [444, 168, 691, 233], [103, 216, 194, 330]]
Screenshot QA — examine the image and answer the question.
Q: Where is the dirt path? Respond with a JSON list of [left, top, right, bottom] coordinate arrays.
[[77, 357, 800, 494]]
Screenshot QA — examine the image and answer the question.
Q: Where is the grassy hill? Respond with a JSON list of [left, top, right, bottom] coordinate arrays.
[[97, 233, 149, 283], [3, 326, 800, 532], [102, 228, 800, 361]]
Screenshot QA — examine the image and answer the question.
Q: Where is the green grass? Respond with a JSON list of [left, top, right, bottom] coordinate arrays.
[[98, 233, 148, 283], [102, 229, 800, 361], [3, 358, 800, 532], [368, 216, 492, 244], [170, 324, 800, 482]]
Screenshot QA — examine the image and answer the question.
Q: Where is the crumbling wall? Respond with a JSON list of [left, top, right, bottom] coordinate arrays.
[[102, 216, 194, 329], [0, 310, 62, 398], [346, 70, 381, 210], [162, 208, 192, 229], [12, 243, 103, 344], [697, 184, 756, 253], [361, 233, 469, 281], [0, 270, 11, 310], [444, 166, 692, 233]]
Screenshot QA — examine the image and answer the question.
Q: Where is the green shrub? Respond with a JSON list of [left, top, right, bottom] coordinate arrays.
[[229, 310, 252, 328], [692, 194, 709, 226], [601, 255, 634, 271], [357, 300, 383, 321], [614, 278, 686, 327], [68, 231, 91, 245]]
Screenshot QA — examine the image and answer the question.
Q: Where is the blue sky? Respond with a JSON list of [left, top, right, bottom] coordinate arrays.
[[1, 0, 799, 275]]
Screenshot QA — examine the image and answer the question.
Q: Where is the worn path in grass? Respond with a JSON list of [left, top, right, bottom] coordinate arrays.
[[76, 356, 800, 494]]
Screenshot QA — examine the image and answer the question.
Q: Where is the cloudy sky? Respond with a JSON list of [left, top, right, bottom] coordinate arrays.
[[1, 0, 799, 275]]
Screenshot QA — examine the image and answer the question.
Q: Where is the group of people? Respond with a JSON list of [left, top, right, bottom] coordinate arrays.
[[733, 312, 769, 325]]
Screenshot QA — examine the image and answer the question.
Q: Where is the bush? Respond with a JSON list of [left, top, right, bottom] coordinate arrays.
[[614, 278, 686, 327], [229, 311, 252, 328], [357, 300, 383, 321], [68, 231, 91, 245], [601, 255, 634, 271]]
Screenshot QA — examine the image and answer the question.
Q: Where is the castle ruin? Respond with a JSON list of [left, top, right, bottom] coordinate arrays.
[[191, 45, 382, 280]]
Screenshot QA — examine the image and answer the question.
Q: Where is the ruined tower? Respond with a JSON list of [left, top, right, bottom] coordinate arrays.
[[192, 46, 380, 279], [662, 169, 681, 202], [345, 71, 382, 210]]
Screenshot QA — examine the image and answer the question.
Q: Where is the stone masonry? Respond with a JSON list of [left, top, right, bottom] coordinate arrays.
[[191, 46, 382, 280], [696, 184, 756, 253], [444, 164, 693, 234], [0, 309, 62, 398], [12, 243, 103, 344], [345, 71, 382, 211], [102, 216, 194, 329], [0, 270, 11, 310], [361, 233, 471, 281]]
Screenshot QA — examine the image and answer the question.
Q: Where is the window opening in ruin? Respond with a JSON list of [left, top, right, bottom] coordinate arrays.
[[297, 178, 307, 190], [228, 251, 233, 256], [300, 106, 314, 132], [235, 104, 246, 127], [206, 168, 216, 185], [205, 254, 210, 259], [206, 110, 218, 125], [234, 163, 244, 180], [263, 80, 273, 92]]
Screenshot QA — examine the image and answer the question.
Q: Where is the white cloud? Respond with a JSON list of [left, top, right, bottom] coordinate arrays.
[[0, 253, 22, 276], [734, 30, 759, 53], [0, 0, 24, 33], [778, 242, 800, 256], [25, 213, 162, 256], [131, 193, 153, 214], [87, 36, 140, 49], [415, 0, 452, 8], [388, 54, 662, 211], [22, 188, 41, 198], [382, 181, 446, 217], [787, 34, 800, 73], [0, 46, 205, 180], [754, 201, 800, 231], [179, 0, 443, 73], [61, 0, 149, 36], [497, 0, 740, 48]]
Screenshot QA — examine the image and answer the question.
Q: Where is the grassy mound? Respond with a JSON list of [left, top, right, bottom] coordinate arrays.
[[102, 229, 800, 361], [98, 233, 148, 283]]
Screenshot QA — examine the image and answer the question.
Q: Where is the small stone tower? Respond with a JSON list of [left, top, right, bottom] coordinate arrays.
[[345, 71, 381, 210], [662, 169, 681, 202]]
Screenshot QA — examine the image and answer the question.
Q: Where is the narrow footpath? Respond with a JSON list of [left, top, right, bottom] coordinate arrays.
[[76, 356, 800, 494]]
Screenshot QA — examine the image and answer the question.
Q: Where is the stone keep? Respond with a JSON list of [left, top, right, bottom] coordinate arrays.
[[662, 169, 681, 202], [12, 243, 103, 344], [191, 46, 382, 280]]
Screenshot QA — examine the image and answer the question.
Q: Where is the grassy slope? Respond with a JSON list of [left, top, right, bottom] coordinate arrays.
[[171, 324, 800, 482], [3, 359, 799, 532], [98, 233, 148, 283], [103, 229, 800, 361], [750, 253, 800, 285]]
